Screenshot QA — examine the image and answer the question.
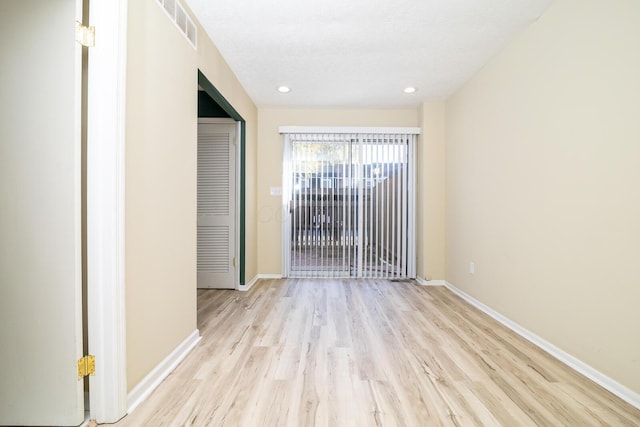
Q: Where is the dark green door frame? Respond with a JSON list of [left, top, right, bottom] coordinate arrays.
[[197, 70, 246, 286]]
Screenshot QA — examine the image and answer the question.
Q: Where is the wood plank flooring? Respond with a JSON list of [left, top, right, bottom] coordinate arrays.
[[111, 279, 640, 426]]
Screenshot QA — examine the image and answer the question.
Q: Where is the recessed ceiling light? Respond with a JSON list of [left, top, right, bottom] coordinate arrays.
[[277, 86, 291, 93], [404, 86, 417, 94]]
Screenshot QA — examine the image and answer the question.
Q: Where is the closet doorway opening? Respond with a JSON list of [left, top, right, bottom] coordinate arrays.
[[197, 71, 246, 289], [281, 127, 419, 279]]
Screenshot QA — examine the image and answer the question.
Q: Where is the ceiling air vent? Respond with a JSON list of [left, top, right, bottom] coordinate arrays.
[[155, 0, 197, 48]]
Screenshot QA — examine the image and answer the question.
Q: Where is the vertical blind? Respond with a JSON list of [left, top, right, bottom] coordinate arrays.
[[281, 128, 418, 279]]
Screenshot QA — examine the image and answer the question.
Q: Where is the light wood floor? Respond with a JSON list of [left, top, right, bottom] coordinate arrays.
[[111, 279, 640, 426]]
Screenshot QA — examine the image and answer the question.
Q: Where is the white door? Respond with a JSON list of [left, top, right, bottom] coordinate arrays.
[[197, 121, 237, 289], [0, 1, 85, 426]]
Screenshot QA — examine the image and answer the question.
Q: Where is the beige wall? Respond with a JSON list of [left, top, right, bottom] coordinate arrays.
[[126, 0, 197, 390], [257, 108, 419, 275], [445, 0, 640, 394], [125, 1, 258, 390], [417, 103, 446, 281]]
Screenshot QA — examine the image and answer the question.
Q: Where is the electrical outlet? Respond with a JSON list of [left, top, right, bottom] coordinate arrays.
[[469, 261, 475, 275]]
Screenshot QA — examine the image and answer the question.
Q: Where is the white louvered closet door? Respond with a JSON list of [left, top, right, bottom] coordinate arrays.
[[197, 122, 236, 288]]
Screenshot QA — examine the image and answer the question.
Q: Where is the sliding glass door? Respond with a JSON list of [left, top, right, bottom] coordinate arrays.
[[282, 130, 416, 279]]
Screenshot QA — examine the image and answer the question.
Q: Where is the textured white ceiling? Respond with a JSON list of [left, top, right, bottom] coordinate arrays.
[[184, 0, 554, 108]]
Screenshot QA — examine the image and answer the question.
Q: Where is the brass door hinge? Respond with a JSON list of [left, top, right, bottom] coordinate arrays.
[[78, 355, 96, 379], [76, 21, 95, 47]]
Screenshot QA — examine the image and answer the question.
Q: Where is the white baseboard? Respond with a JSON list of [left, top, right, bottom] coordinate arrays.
[[238, 274, 283, 291], [441, 281, 640, 410], [127, 330, 201, 413], [238, 275, 258, 291], [415, 276, 446, 286], [258, 273, 284, 279]]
